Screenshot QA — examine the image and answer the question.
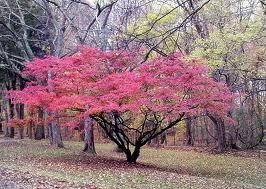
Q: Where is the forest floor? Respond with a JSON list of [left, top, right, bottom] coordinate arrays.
[[0, 137, 265, 189]]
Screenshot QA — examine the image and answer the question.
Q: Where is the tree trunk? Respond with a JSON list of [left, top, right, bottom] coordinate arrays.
[[160, 132, 167, 145], [51, 120, 64, 148], [17, 79, 25, 139], [16, 103, 24, 139], [28, 120, 34, 139], [0, 103, 3, 133], [47, 72, 63, 147], [0, 122, 2, 133], [83, 118, 96, 153], [227, 111, 239, 149], [217, 121, 226, 152], [208, 114, 226, 152], [185, 117, 194, 145], [126, 147, 140, 163], [6, 77, 16, 138], [35, 108, 45, 140], [35, 125, 45, 140], [8, 98, 15, 138], [2, 90, 9, 137]]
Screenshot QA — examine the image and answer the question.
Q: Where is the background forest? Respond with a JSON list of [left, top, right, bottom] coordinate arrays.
[[1, 0, 265, 151], [0, 0, 265, 188]]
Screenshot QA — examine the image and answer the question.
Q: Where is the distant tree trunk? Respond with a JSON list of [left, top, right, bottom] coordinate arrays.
[[83, 118, 96, 153], [17, 79, 25, 139], [28, 118, 34, 139], [185, 117, 194, 145], [35, 124, 45, 140], [227, 111, 239, 149], [51, 119, 64, 148], [207, 113, 226, 152], [5, 77, 16, 138], [216, 121, 226, 152], [0, 103, 3, 133], [16, 103, 24, 139], [47, 72, 63, 147], [35, 108, 45, 140], [8, 99, 15, 138], [44, 111, 50, 139], [3, 96, 9, 137], [0, 122, 2, 133], [160, 132, 167, 145], [48, 123, 53, 144]]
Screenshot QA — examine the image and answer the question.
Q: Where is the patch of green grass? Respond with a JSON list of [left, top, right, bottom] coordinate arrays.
[[0, 139, 265, 189], [139, 147, 265, 185]]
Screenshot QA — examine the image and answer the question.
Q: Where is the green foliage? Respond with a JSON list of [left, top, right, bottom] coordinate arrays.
[[126, 5, 183, 54], [190, 20, 265, 74]]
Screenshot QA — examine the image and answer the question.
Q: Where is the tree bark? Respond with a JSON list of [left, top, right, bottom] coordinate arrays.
[[28, 119, 34, 139], [227, 111, 239, 149], [51, 119, 64, 148], [0, 103, 3, 133], [16, 103, 24, 139], [83, 118, 96, 153], [3, 101, 9, 137], [35, 108, 45, 140], [47, 72, 63, 147], [8, 98, 15, 138], [207, 114, 226, 152], [185, 117, 194, 145], [5, 77, 16, 138], [126, 147, 140, 163]]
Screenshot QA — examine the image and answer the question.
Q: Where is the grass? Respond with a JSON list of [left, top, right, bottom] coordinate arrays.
[[0, 138, 265, 189]]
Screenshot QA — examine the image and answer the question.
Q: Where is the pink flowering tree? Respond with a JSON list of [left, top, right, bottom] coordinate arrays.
[[10, 47, 234, 163]]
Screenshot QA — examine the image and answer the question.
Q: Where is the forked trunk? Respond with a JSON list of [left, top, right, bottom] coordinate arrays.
[[125, 147, 140, 163]]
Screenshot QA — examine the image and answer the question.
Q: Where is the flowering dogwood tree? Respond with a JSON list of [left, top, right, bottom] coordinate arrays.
[[10, 47, 234, 163]]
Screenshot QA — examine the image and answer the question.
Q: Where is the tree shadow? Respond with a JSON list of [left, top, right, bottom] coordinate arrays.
[[47, 152, 188, 175]]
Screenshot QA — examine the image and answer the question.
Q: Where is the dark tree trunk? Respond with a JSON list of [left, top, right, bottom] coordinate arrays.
[[83, 118, 96, 153], [51, 120, 64, 148], [92, 113, 184, 163], [227, 111, 239, 149], [160, 132, 167, 145], [217, 121, 226, 152], [208, 114, 226, 152], [3, 96, 9, 137], [48, 123, 53, 144], [16, 104, 24, 139], [6, 77, 16, 138], [35, 108, 45, 140], [35, 125, 45, 140], [185, 117, 194, 146], [28, 120, 34, 139], [126, 147, 140, 163], [0, 103, 3, 133], [8, 98, 15, 138], [47, 72, 63, 147], [17, 79, 25, 139]]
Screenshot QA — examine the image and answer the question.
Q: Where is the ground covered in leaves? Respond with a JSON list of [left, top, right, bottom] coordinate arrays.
[[0, 137, 265, 189]]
